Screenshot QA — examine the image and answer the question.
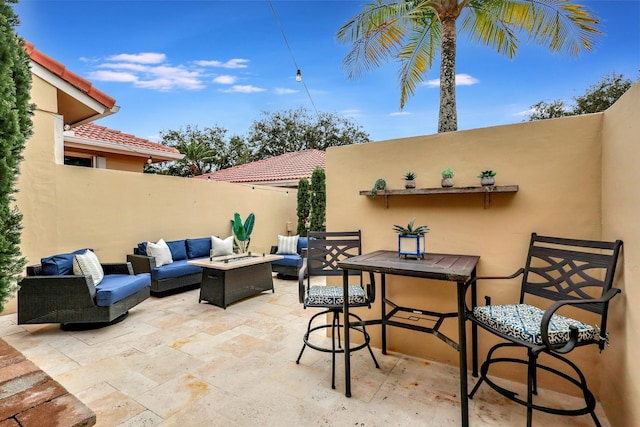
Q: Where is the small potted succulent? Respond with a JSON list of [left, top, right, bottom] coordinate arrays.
[[478, 170, 496, 186], [403, 172, 417, 189], [441, 167, 454, 187], [393, 218, 429, 259], [371, 178, 387, 198]]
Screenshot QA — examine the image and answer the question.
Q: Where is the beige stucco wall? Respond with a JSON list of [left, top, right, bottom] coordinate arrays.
[[4, 72, 298, 314], [600, 82, 640, 427], [326, 83, 639, 426]]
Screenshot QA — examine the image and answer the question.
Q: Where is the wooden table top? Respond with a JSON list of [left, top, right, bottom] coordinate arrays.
[[337, 250, 479, 282], [188, 253, 283, 271]]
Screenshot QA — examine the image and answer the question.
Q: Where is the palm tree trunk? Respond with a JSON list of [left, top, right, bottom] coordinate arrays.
[[438, 17, 457, 133]]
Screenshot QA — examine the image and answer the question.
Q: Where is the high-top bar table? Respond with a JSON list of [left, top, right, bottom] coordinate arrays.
[[338, 250, 480, 427]]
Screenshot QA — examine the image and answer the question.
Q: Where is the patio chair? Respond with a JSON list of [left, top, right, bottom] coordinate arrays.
[[296, 230, 379, 389], [467, 233, 623, 427]]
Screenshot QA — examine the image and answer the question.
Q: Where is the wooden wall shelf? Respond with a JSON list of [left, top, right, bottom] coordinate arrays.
[[359, 185, 519, 209]]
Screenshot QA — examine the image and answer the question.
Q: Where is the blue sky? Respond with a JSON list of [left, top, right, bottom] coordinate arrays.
[[13, 0, 640, 143]]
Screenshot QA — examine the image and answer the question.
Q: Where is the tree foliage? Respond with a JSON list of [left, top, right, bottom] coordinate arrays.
[[0, 0, 33, 311], [246, 107, 369, 159], [309, 167, 326, 233], [146, 125, 231, 177], [296, 178, 311, 237], [337, 0, 601, 133], [148, 108, 368, 177], [527, 72, 635, 121]]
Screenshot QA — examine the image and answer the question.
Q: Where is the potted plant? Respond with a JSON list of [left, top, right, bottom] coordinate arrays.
[[403, 172, 417, 189], [371, 178, 387, 198], [441, 167, 454, 187], [478, 170, 496, 186], [393, 218, 429, 259]]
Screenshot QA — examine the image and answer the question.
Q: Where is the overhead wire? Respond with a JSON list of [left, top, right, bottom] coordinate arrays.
[[267, 0, 319, 117]]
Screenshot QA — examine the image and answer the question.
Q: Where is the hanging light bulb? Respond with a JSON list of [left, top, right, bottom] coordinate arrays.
[[296, 69, 302, 82], [147, 156, 153, 164]]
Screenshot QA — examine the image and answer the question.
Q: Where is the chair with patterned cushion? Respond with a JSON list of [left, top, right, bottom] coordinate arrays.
[[467, 233, 623, 427], [296, 230, 379, 389]]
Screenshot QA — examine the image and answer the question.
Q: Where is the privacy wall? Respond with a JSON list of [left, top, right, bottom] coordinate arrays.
[[326, 82, 640, 426]]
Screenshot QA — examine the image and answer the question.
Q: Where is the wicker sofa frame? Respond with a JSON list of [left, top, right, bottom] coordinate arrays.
[[127, 249, 202, 295], [18, 262, 150, 328]]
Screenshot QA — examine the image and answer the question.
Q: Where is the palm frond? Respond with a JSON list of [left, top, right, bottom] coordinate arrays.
[[397, 8, 441, 108], [465, 0, 601, 57], [337, 1, 421, 79]]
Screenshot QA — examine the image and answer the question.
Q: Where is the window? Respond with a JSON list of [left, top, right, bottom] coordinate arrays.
[[64, 155, 92, 167]]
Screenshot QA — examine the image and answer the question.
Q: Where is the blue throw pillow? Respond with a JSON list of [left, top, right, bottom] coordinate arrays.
[[137, 242, 148, 256], [186, 237, 212, 259], [166, 240, 187, 261], [297, 237, 309, 254], [41, 248, 92, 276]]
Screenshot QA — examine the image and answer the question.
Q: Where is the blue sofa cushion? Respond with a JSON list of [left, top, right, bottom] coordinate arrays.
[[186, 237, 211, 259], [95, 273, 151, 307], [297, 237, 309, 253], [272, 254, 303, 268], [137, 242, 148, 256], [152, 259, 202, 281], [41, 248, 92, 276], [166, 240, 188, 261]]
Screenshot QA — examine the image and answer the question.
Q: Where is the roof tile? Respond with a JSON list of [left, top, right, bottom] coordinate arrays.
[[71, 123, 180, 155], [197, 149, 326, 184], [24, 41, 116, 109]]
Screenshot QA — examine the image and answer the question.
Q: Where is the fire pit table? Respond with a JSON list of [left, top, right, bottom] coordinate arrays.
[[188, 253, 283, 308]]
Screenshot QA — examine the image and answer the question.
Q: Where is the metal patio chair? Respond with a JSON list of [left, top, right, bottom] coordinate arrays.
[[296, 230, 379, 389], [467, 233, 623, 427]]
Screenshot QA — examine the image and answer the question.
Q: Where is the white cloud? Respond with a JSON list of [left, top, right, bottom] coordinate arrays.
[[423, 73, 479, 87], [389, 111, 411, 116], [513, 109, 536, 117], [97, 63, 152, 72], [274, 87, 298, 95], [87, 70, 138, 83], [213, 75, 237, 84], [87, 53, 259, 92], [194, 58, 249, 69], [221, 85, 266, 93], [107, 52, 166, 64]]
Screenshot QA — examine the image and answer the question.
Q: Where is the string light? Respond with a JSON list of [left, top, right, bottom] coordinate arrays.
[[268, 0, 318, 116]]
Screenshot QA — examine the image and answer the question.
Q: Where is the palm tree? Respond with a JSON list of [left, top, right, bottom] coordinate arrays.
[[176, 139, 217, 176], [337, 0, 601, 133]]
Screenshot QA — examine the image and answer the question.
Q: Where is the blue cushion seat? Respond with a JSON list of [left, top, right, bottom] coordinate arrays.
[[473, 303, 596, 345], [95, 273, 151, 307], [273, 254, 303, 268], [186, 237, 211, 259], [305, 285, 366, 307], [152, 259, 202, 281]]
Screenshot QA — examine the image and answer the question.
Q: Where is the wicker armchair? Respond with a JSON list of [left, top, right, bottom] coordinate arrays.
[[18, 262, 150, 329]]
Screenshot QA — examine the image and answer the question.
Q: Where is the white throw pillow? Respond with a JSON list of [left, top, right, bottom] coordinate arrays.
[[73, 250, 104, 286], [146, 238, 173, 266], [211, 235, 234, 256], [276, 235, 299, 255]]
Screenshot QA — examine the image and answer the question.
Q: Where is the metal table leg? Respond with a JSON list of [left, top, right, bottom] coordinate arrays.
[[343, 269, 351, 397]]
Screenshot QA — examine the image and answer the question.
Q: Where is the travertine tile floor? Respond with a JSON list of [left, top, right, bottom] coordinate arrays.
[[0, 275, 610, 426]]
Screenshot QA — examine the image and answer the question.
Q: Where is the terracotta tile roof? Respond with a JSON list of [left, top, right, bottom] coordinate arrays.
[[71, 123, 180, 155], [197, 149, 326, 184], [24, 41, 116, 109]]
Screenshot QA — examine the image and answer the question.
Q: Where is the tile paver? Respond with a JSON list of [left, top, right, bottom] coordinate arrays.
[[0, 276, 610, 426]]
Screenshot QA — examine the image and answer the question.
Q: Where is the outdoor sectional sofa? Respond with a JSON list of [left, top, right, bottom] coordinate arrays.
[[127, 237, 212, 295], [18, 249, 151, 329]]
